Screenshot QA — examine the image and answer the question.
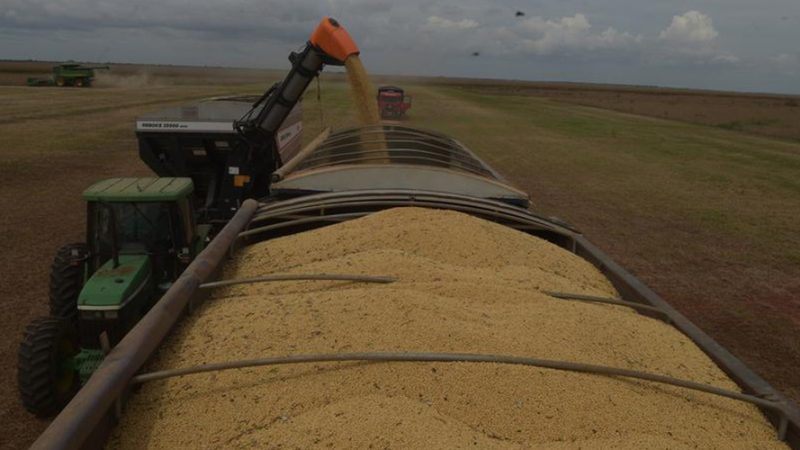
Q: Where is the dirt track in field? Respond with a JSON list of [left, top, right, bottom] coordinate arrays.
[[1, 66, 799, 449]]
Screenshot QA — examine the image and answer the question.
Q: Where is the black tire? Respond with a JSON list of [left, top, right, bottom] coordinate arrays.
[[74, 78, 84, 87], [55, 78, 65, 87], [18, 317, 80, 416], [49, 243, 89, 323]]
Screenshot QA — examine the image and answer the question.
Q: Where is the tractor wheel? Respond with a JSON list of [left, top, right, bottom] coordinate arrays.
[[55, 78, 65, 87], [17, 317, 80, 417], [49, 243, 89, 323], [74, 78, 84, 87]]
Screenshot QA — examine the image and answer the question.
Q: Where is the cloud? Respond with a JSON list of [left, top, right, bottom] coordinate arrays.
[[652, 11, 739, 65], [766, 53, 799, 75], [770, 53, 799, 66], [406, 12, 643, 62], [0, 0, 324, 40], [712, 54, 740, 64], [494, 14, 642, 56], [659, 11, 718, 44], [0, 3, 729, 65], [3, 0, 796, 93], [331, 0, 392, 15], [424, 16, 479, 31]]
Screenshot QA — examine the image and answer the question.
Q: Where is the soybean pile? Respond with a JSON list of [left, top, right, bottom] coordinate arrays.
[[109, 208, 787, 449]]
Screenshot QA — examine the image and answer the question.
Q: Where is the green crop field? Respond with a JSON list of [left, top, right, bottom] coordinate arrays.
[[1, 68, 799, 449]]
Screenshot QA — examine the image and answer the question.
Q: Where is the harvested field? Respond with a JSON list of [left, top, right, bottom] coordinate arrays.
[[110, 208, 786, 449], [0, 60, 284, 87], [441, 80, 800, 142], [2, 61, 799, 448]]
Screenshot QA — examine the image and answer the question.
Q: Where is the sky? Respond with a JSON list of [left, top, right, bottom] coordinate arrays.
[[1, 0, 799, 94]]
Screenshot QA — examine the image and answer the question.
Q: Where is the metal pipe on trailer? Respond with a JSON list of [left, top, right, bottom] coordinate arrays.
[[572, 235, 800, 447], [25, 192, 800, 449], [30, 199, 259, 450], [248, 191, 800, 445]]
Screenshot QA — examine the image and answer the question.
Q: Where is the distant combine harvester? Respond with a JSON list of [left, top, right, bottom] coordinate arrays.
[[27, 64, 109, 88]]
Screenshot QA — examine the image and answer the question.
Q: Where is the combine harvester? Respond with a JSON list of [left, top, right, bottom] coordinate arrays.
[[27, 64, 109, 87], [22, 17, 800, 450]]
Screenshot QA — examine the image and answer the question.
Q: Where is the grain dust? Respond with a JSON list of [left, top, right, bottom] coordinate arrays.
[[93, 71, 160, 88], [108, 208, 788, 449]]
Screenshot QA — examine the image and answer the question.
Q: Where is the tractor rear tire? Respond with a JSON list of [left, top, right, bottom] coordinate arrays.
[[55, 78, 65, 87], [49, 243, 89, 323], [74, 78, 84, 87], [17, 317, 80, 417]]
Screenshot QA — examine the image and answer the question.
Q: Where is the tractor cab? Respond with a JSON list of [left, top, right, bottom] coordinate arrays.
[[78, 178, 203, 347], [17, 177, 210, 417], [83, 179, 198, 277]]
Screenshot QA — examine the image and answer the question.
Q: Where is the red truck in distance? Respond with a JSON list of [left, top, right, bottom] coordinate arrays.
[[377, 86, 412, 119]]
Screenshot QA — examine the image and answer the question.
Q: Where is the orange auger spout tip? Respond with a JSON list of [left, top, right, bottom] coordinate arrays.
[[309, 16, 360, 64]]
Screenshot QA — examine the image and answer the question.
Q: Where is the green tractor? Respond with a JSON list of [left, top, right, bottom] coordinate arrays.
[[26, 64, 109, 87], [18, 177, 211, 416]]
